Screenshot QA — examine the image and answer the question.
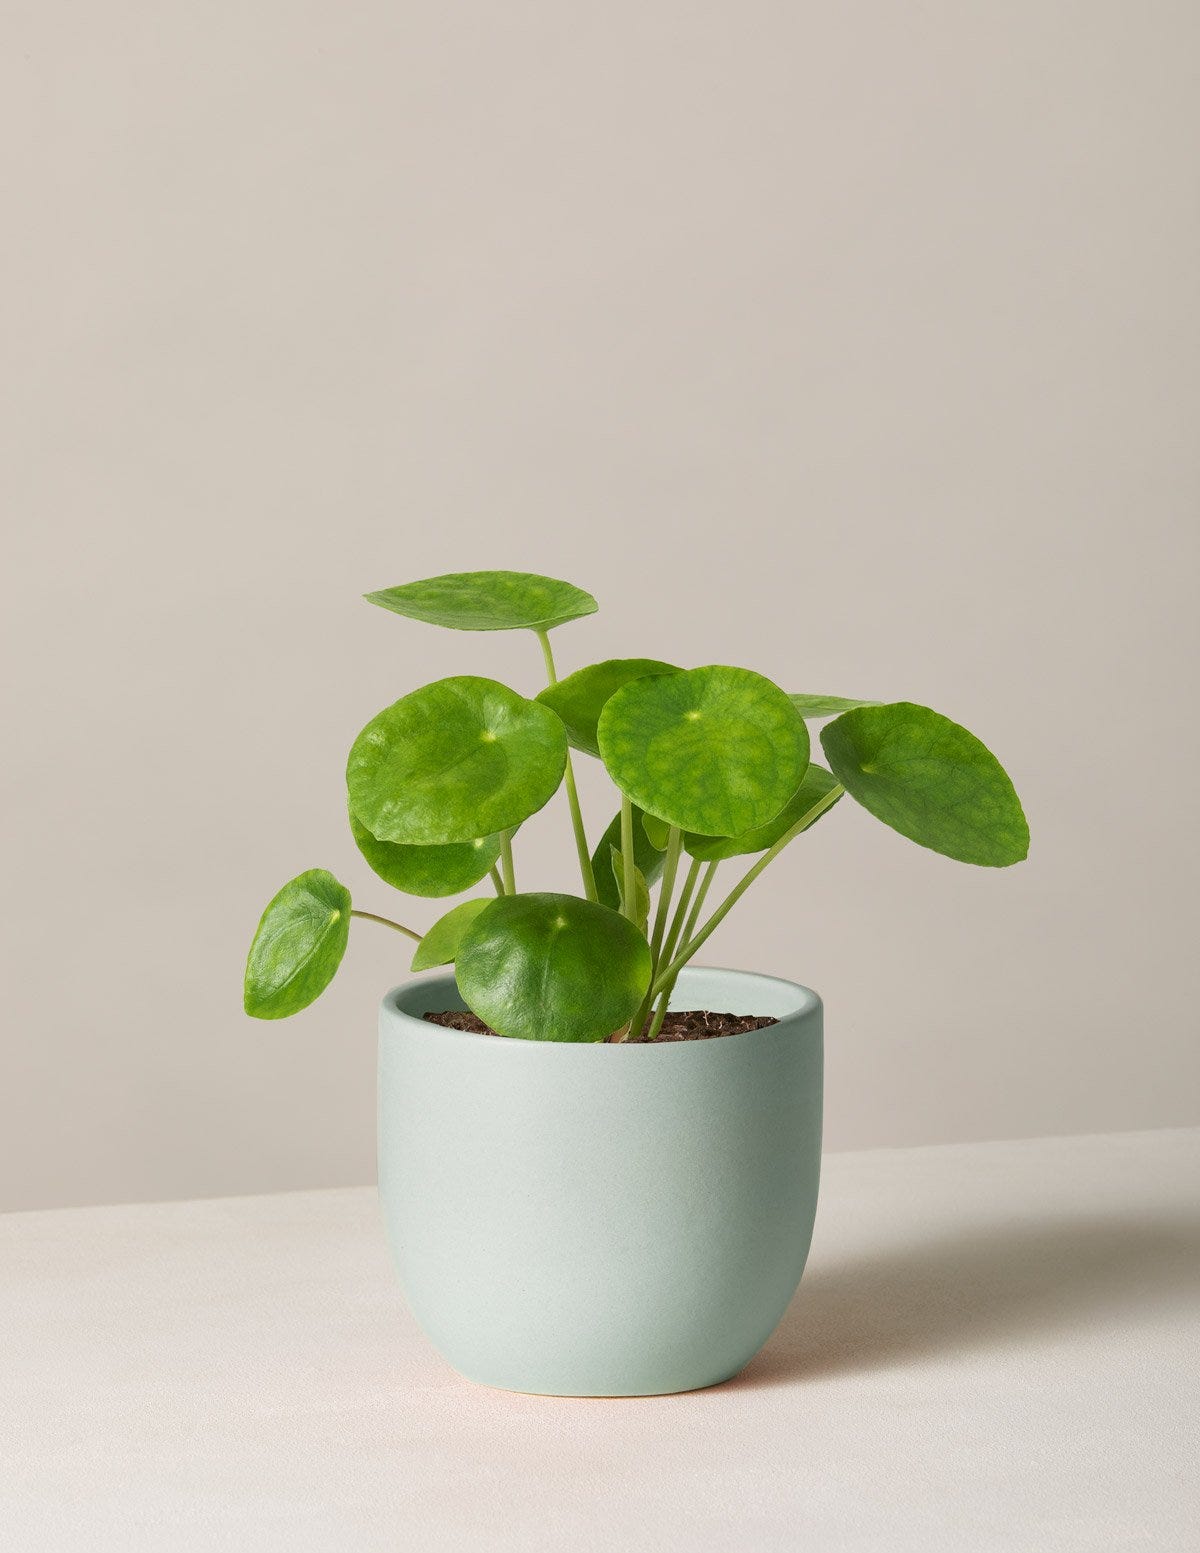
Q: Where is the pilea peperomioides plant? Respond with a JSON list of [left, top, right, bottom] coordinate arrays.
[[244, 570, 1029, 1041]]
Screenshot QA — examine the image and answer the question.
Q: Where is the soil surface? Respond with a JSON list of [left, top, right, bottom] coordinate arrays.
[[422, 1010, 778, 1042]]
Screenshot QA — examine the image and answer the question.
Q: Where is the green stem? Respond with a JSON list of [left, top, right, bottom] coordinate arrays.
[[676, 858, 716, 954], [536, 630, 597, 902], [649, 826, 682, 968], [489, 866, 505, 896], [645, 984, 673, 1041], [621, 825, 684, 1042], [623, 1000, 648, 1044], [564, 763, 597, 901], [500, 830, 516, 895], [660, 856, 701, 972], [651, 783, 844, 995], [350, 909, 421, 943], [642, 858, 710, 1041], [619, 796, 637, 923]]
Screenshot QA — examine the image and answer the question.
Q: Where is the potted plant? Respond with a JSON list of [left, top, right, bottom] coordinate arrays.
[[244, 570, 1028, 1396]]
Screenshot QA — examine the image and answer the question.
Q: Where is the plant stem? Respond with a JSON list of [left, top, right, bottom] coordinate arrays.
[[640, 856, 706, 1040], [563, 764, 597, 901], [650, 783, 845, 995], [645, 984, 673, 1041], [660, 856, 701, 972], [649, 826, 682, 967], [681, 859, 718, 946], [500, 830, 516, 895], [624, 827, 683, 1039], [620, 795, 637, 923], [536, 630, 597, 902], [489, 866, 505, 896], [350, 909, 421, 942]]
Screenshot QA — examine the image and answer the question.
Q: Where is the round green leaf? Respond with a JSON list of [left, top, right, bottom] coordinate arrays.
[[590, 805, 666, 912], [537, 658, 678, 757], [684, 764, 843, 860], [364, 570, 597, 632], [598, 665, 810, 838], [346, 676, 567, 845], [790, 693, 879, 720], [820, 702, 1029, 866], [456, 893, 652, 1042], [349, 810, 501, 898], [243, 869, 351, 1019], [410, 898, 493, 972]]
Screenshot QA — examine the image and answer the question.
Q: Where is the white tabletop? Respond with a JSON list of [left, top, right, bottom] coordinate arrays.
[[4, 1129, 1197, 1551]]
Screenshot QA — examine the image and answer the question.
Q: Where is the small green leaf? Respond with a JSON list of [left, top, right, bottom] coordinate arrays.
[[591, 805, 666, 911], [598, 665, 810, 838], [410, 898, 493, 972], [609, 846, 650, 933], [684, 764, 843, 860], [244, 869, 352, 1019], [456, 893, 652, 1042], [821, 702, 1029, 866], [537, 658, 678, 756], [790, 693, 879, 720], [364, 570, 597, 632], [350, 810, 501, 898], [346, 676, 567, 845], [641, 812, 670, 851]]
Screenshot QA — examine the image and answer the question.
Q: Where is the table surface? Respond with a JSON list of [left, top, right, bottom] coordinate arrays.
[[4, 1129, 1198, 1552]]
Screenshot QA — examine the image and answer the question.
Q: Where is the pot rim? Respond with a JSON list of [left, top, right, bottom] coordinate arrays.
[[381, 964, 820, 1052]]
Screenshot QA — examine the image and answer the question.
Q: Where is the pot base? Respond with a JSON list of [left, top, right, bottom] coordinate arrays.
[[447, 1366, 750, 1399]]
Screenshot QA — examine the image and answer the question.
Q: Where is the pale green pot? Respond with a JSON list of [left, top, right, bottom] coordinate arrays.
[[378, 966, 822, 1397]]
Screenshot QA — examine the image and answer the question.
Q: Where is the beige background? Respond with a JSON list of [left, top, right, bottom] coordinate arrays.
[[3, 2, 1197, 1211]]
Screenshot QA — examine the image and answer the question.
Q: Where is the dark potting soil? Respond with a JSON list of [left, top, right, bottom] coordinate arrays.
[[422, 1010, 779, 1042]]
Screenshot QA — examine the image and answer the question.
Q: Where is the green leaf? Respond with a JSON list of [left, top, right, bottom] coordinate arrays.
[[609, 846, 650, 933], [598, 665, 810, 838], [456, 893, 652, 1042], [641, 812, 670, 851], [244, 869, 352, 1019], [364, 570, 597, 632], [790, 693, 879, 720], [537, 658, 678, 757], [820, 702, 1029, 866], [350, 810, 501, 898], [684, 764, 843, 860], [346, 676, 567, 845], [591, 805, 666, 911], [410, 898, 493, 972]]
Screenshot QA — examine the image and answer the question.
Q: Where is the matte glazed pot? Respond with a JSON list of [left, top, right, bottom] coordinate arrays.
[[378, 966, 822, 1396]]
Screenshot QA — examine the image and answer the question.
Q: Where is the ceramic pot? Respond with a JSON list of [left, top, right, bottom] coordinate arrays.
[[378, 965, 822, 1396]]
